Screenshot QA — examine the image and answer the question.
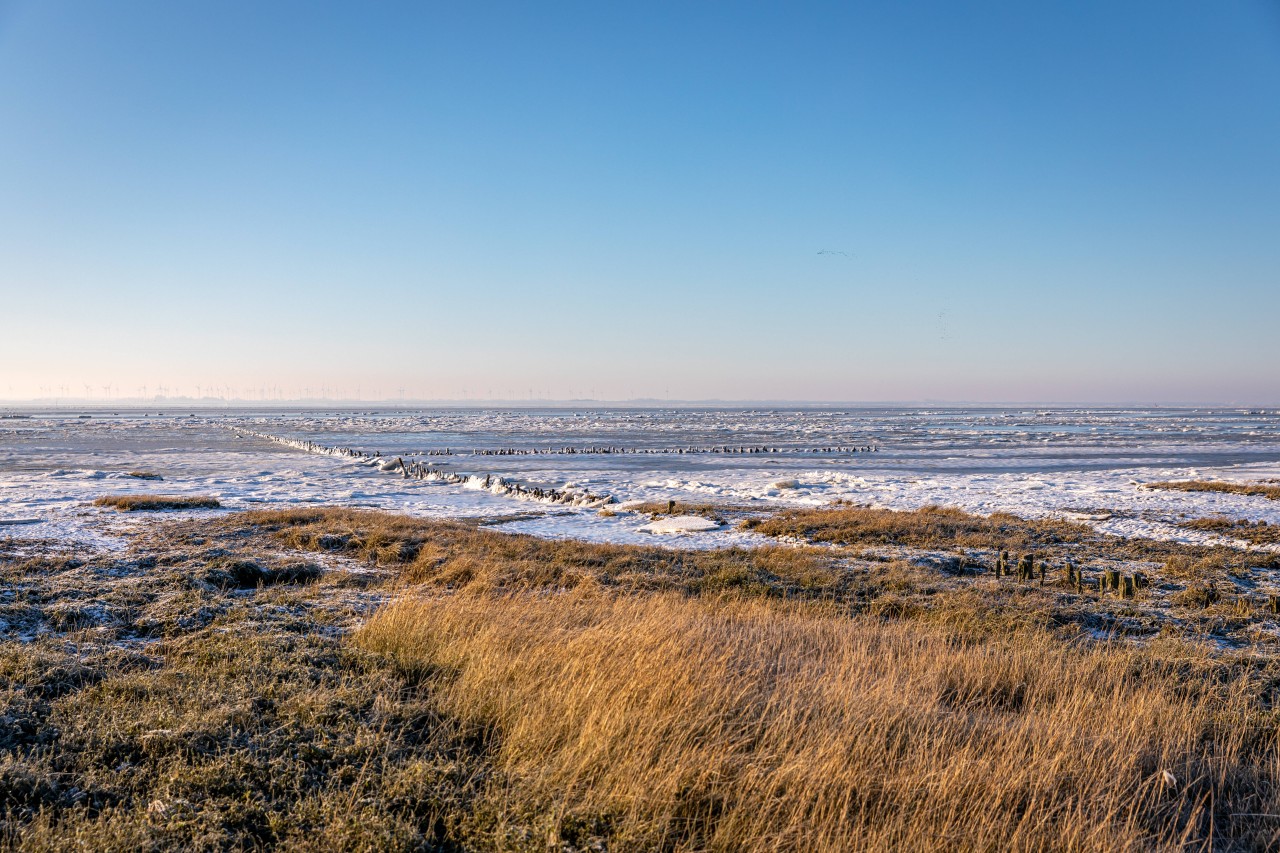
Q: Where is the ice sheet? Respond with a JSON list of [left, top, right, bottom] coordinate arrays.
[[2, 407, 1278, 551]]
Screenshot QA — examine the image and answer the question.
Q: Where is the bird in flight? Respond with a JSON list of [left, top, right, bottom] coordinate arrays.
[[816, 250, 853, 258]]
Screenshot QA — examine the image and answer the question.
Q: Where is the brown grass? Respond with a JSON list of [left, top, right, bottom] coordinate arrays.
[[93, 494, 221, 511], [1181, 516, 1280, 547], [626, 500, 762, 519], [125, 471, 163, 481], [744, 503, 1090, 551], [1146, 480, 1280, 501], [745, 503, 1280, 572], [238, 507, 841, 599], [9, 506, 1280, 849], [358, 588, 1280, 851]]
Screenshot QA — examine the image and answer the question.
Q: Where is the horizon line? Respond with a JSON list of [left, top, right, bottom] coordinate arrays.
[[2, 397, 1278, 410]]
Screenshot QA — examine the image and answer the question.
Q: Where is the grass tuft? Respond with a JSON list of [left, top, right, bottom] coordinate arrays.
[[1181, 516, 1280, 547], [94, 495, 221, 511], [1145, 480, 1280, 501]]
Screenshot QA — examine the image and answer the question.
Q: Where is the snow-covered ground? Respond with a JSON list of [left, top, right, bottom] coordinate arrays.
[[2, 407, 1279, 550]]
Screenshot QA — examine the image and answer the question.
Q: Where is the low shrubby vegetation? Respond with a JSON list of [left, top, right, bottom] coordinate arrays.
[[4, 504, 1280, 849], [93, 494, 220, 511]]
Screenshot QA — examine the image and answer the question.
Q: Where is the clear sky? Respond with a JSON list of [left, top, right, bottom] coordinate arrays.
[[1, 1, 1278, 404]]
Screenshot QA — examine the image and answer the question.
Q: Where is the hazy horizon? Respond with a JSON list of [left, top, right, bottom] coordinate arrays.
[[3, 395, 1278, 409], [3, 1, 1278, 402]]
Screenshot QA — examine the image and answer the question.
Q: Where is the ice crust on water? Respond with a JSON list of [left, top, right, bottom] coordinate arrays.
[[1, 407, 1279, 551]]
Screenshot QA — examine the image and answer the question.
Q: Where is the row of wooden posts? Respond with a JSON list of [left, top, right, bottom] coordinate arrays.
[[992, 552, 1280, 612], [991, 551, 1148, 599], [466, 445, 879, 456]]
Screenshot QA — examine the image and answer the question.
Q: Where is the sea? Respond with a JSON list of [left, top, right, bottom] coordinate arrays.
[[2, 406, 1279, 550]]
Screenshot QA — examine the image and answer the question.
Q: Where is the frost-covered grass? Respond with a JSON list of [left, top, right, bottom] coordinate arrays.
[[5, 506, 1280, 849], [93, 494, 220, 511], [1146, 479, 1280, 501]]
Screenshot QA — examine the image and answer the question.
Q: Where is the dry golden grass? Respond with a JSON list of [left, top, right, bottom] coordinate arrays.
[[93, 494, 220, 511], [1146, 480, 1280, 501], [359, 588, 1280, 851]]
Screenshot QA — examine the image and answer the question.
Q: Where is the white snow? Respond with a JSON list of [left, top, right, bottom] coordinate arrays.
[[2, 407, 1279, 551]]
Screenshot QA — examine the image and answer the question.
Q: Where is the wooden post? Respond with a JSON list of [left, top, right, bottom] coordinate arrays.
[[1121, 575, 1135, 599], [667, 499, 675, 514]]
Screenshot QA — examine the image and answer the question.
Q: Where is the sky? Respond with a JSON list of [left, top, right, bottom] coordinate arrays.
[[1, 1, 1278, 404]]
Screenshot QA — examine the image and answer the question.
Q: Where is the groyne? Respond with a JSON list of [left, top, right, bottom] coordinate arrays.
[[234, 429, 615, 508]]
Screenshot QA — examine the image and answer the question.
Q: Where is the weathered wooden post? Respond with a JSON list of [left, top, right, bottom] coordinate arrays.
[[1269, 594, 1280, 615], [667, 499, 675, 514], [1121, 575, 1135, 599]]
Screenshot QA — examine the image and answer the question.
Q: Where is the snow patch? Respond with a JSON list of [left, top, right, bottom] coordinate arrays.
[[640, 515, 722, 534]]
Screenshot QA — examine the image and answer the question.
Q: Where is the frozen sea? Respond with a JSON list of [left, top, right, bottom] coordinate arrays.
[[2, 406, 1280, 550]]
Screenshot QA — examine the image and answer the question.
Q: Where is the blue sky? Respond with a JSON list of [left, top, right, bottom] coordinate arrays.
[[1, 1, 1278, 403]]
